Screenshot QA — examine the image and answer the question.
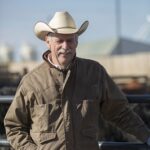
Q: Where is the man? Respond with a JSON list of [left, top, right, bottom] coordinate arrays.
[[4, 11, 150, 150]]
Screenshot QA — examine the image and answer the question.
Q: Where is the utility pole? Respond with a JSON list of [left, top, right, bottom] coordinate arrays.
[[115, 0, 122, 54]]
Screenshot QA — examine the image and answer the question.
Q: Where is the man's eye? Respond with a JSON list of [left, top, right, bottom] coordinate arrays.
[[57, 40, 63, 43], [67, 40, 72, 43], [67, 39, 74, 43]]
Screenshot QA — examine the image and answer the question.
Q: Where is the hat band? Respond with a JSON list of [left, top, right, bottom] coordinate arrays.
[[51, 26, 76, 30]]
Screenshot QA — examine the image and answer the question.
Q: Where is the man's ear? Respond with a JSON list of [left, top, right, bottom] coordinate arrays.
[[45, 35, 50, 47]]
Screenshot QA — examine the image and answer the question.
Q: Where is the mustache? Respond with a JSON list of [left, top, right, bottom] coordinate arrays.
[[58, 48, 72, 54]]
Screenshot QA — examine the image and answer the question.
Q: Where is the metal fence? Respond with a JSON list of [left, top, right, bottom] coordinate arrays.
[[99, 141, 150, 150], [0, 95, 150, 150]]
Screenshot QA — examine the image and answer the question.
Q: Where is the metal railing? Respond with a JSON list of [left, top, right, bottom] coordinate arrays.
[[0, 139, 10, 147], [99, 141, 150, 150], [0, 95, 150, 149], [126, 94, 150, 103], [0, 140, 149, 149], [1, 95, 150, 103], [0, 96, 14, 103]]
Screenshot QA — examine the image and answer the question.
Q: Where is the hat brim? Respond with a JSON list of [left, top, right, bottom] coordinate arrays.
[[34, 21, 89, 41]]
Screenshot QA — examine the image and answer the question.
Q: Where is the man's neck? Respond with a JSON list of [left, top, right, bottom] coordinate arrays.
[[48, 54, 69, 70]]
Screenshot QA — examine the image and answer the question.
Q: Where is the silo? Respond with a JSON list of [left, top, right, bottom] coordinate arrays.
[[0, 43, 14, 64], [20, 43, 37, 61]]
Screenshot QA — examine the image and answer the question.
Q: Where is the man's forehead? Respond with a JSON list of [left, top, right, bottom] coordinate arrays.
[[50, 33, 77, 39]]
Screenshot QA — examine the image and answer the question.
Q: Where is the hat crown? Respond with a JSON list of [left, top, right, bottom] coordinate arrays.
[[49, 11, 76, 29]]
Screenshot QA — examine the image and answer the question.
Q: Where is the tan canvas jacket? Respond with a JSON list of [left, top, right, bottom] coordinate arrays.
[[4, 51, 150, 150]]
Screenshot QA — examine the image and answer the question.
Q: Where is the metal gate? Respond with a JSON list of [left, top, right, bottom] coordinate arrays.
[[0, 95, 150, 150]]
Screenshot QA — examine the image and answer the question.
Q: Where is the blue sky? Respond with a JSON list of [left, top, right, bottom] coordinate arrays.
[[1, 0, 150, 60]]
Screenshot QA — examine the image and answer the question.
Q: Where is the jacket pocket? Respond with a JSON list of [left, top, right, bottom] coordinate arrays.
[[39, 132, 57, 144], [81, 100, 99, 118], [79, 99, 100, 133], [30, 103, 61, 132]]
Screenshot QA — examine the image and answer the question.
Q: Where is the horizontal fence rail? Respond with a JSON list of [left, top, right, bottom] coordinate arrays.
[[0, 140, 150, 149], [0, 139, 10, 147], [0, 94, 150, 149], [126, 94, 150, 103], [1, 95, 150, 103], [99, 141, 150, 150], [0, 96, 14, 103]]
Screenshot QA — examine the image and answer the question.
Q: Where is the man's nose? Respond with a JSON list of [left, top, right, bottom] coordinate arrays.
[[62, 41, 68, 49]]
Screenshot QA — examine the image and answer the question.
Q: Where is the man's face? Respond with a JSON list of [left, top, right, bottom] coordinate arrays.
[[45, 33, 78, 68]]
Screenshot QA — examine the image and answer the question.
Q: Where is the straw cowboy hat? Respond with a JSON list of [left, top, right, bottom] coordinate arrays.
[[34, 11, 89, 41]]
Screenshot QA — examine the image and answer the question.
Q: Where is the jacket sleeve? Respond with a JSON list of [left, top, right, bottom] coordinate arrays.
[[100, 67, 150, 143], [4, 81, 37, 150]]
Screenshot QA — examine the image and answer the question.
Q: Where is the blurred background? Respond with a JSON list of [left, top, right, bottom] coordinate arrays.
[[1, 0, 150, 78], [1, 0, 150, 148]]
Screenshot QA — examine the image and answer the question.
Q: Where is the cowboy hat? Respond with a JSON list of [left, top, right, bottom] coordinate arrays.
[[34, 11, 89, 41]]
